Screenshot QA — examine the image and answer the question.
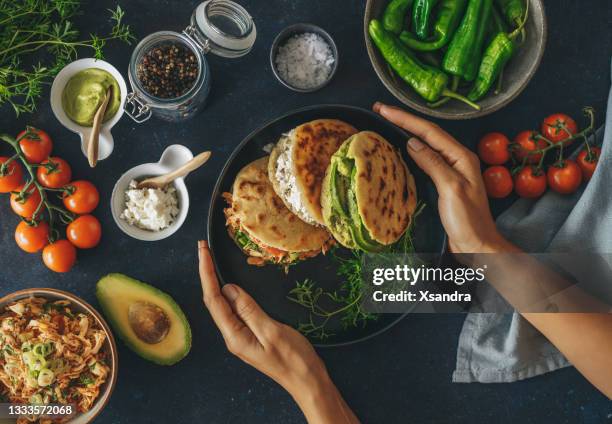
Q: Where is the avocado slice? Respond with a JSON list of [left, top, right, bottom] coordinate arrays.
[[346, 167, 385, 253], [96, 273, 192, 366]]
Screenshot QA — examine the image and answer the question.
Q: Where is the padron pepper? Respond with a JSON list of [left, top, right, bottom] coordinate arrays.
[[468, 2, 529, 101], [412, 0, 439, 40], [495, 0, 526, 28], [383, 0, 414, 34], [442, 0, 493, 82], [400, 0, 467, 51], [369, 19, 480, 110]]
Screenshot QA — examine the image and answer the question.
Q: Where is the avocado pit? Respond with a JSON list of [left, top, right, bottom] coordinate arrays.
[[128, 301, 170, 344]]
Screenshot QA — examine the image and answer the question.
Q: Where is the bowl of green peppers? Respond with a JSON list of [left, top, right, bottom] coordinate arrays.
[[364, 0, 547, 119]]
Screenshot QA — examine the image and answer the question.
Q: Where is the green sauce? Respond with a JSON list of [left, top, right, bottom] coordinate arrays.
[[61, 68, 121, 127]]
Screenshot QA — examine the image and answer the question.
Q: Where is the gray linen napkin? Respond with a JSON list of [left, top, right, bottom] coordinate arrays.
[[452, 61, 612, 383]]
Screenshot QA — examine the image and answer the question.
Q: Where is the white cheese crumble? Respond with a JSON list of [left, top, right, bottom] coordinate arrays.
[[274, 133, 318, 226], [120, 180, 179, 231], [274, 32, 335, 90]]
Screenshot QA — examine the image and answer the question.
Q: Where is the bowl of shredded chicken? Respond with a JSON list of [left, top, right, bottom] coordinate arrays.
[[0, 289, 117, 424]]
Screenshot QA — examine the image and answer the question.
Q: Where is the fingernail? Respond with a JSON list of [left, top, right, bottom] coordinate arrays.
[[222, 284, 239, 301], [407, 137, 425, 152], [198, 240, 208, 249], [373, 102, 383, 113]]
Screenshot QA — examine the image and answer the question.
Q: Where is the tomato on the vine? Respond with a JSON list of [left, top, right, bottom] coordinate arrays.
[[576, 147, 601, 181], [483, 166, 513, 198], [547, 160, 582, 194], [37, 157, 72, 188], [42, 240, 77, 273], [63, 180, 99, 214], [10, 184, 42, 218], [0, 157, 23, 193], [541, 113, 578, 145], [478, 133, 511, 165], [512, 131, 547, 164], [67, 215, 102, 249], [514, 166, 547, 198], [17, 127, 53, 164], [15, 221, 49, 253]]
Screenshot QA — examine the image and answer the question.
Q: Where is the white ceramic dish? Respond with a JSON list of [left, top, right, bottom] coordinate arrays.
[[0, 288, 118, 424], [111, 145, 192, 241], [50, 58, 128, 162]]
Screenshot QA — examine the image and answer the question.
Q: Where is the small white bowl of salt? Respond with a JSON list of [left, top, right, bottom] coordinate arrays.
[[270, 23, 338, 93]]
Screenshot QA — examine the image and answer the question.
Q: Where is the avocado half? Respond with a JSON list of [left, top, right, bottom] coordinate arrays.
[[321, 139, 385, 253], [96, 273, 192, 366]]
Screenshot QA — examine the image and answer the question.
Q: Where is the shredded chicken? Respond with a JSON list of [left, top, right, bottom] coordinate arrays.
[[0, 297, 110, 423]]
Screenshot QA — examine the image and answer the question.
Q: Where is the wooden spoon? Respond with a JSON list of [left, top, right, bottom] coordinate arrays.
[[87, 86, 112, 168], [137, 151, 212, 189]]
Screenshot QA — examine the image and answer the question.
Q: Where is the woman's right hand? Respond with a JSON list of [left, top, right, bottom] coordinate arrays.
[[373, 102, 508, 254]]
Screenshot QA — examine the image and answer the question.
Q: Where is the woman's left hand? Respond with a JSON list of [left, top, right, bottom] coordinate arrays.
[[198, 240, 360, 423]]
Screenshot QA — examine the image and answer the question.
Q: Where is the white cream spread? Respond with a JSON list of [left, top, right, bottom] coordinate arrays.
[[120, 180, 179, 231], [274, 133, 318, 226]]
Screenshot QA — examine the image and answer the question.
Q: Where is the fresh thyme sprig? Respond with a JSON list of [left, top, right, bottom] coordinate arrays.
[[289, 202, 426, 340], [0, 1, 135, 116]]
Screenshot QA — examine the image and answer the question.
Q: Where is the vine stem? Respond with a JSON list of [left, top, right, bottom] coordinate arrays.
[[517, 108, 596, 171], [0, 133, 73, 242]]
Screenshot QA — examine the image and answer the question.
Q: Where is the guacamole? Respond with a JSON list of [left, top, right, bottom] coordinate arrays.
[[62, 68, 120, 127]]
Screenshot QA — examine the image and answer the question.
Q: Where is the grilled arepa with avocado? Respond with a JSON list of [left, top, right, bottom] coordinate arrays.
[[223, 156, 334, 267], [268, 119, 358, 227], [321, 131, 417, 252]]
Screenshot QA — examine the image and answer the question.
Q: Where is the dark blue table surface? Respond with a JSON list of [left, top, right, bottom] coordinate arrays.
[[1, 1, 611, 423]]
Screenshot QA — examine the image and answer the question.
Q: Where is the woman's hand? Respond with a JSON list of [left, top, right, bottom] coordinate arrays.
[[198, 241, 360, 423], [373, 102, 507, 254]]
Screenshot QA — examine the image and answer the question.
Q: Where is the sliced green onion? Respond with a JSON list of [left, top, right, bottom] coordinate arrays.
[[37, 368, 54, 387], [30, 393, 43, 404]]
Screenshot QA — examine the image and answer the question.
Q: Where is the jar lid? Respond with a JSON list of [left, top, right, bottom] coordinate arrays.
[[194, 0, 256, 58]]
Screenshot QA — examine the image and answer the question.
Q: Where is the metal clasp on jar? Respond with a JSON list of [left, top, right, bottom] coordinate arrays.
[[183, 24, 211, 55], [125, 93, 152, 123]]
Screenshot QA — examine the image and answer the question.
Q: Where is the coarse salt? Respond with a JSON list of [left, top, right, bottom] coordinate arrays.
[[274, 32, 335, 90]]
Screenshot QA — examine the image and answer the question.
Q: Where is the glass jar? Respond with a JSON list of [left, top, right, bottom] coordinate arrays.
[[125, 0, 256, 123]]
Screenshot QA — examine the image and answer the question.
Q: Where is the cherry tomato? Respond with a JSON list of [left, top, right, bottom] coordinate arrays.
[[10, 184, 42, 218], [576, 147, 601, 182], [67, 215, 102, 249], [547, 160, 582, 194], [15, 221, 49, 253], [514, 166, 547, 198], [512, 131, 547, 164], [63, 180, 99, 214], [478, 133, 511, 165], [17, 127, 53, 164], [37, 157, 72, 188], [42, 240, 77, 273], [0, 157, 24, 193], [483, 166, 513, 199], [541, 113, 578, 145]]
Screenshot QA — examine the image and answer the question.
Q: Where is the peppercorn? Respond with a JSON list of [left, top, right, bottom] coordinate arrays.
[[136, 43, 199, 99]]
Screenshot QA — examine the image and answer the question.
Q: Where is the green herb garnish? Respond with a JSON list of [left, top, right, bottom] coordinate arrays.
[[289, 202, 426, 340], [0, 1, 135, 115]]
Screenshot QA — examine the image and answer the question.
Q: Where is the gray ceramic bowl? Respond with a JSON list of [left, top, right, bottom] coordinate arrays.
[[364, 0, 547, 119], [270, 23, 339, 92]]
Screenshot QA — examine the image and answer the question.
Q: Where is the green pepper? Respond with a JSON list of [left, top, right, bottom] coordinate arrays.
[[383, 0, 414, 34], [467, 6, 528, 101], [495, 0, 525, 27], [369, 19, 480, 109], [442, 0, 493, 82], [400, 0, 467, 51], [412, 0, 439, 40]]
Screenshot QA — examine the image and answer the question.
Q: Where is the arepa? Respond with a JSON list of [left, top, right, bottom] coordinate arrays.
[[269, 119, 358, 226]]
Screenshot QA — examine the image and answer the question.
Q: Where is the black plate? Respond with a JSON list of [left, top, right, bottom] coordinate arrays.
[[207, 105, 445, 347]]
